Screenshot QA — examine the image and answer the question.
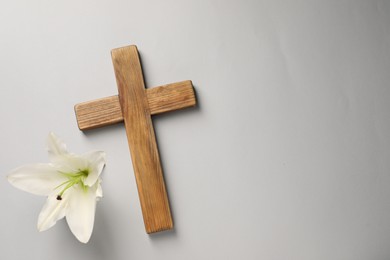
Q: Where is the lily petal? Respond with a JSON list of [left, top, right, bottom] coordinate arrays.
[[7, 164, 68, 196], [52, 154, 89, 174], [47, 132, 69, 163], [37, 192, 68, 231], [66, 183, 98, 243], [96, 179, 103, 200], [82, 151, 106, 187]]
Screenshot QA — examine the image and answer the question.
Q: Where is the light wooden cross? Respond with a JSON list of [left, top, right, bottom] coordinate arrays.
[[74, 45, 196, 233]]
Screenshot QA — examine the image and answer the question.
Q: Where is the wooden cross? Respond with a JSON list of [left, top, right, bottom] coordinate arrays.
[[74, 45, 196, 233]]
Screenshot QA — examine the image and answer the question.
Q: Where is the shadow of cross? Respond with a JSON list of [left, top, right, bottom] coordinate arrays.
[[74, 45, 196, 234]]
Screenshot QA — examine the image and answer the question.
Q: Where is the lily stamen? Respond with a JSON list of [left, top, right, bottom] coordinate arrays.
[[55, 170, 89, 199]]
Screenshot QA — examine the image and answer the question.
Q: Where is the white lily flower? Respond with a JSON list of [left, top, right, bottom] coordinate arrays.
[[7, 132, 106, 243]]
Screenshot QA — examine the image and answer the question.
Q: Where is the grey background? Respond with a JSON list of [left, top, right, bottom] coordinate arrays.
[[1, 0, 390, 259]]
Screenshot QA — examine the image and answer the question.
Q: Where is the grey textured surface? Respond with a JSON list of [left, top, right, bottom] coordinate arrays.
[[1, 0, 390, 259]]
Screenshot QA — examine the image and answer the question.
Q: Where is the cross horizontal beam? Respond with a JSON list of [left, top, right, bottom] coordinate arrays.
[[75, 80, 195, 130]]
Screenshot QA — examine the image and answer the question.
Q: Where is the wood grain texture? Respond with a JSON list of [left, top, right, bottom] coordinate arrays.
[[111, 45, 173, 233], [74, 81, 195, 130], [146, 80, 196, 115], [74, 96, 122, 130]]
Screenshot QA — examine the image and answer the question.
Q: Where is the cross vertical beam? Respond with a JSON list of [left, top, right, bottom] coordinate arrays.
[[111, 45, 172, 233]]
